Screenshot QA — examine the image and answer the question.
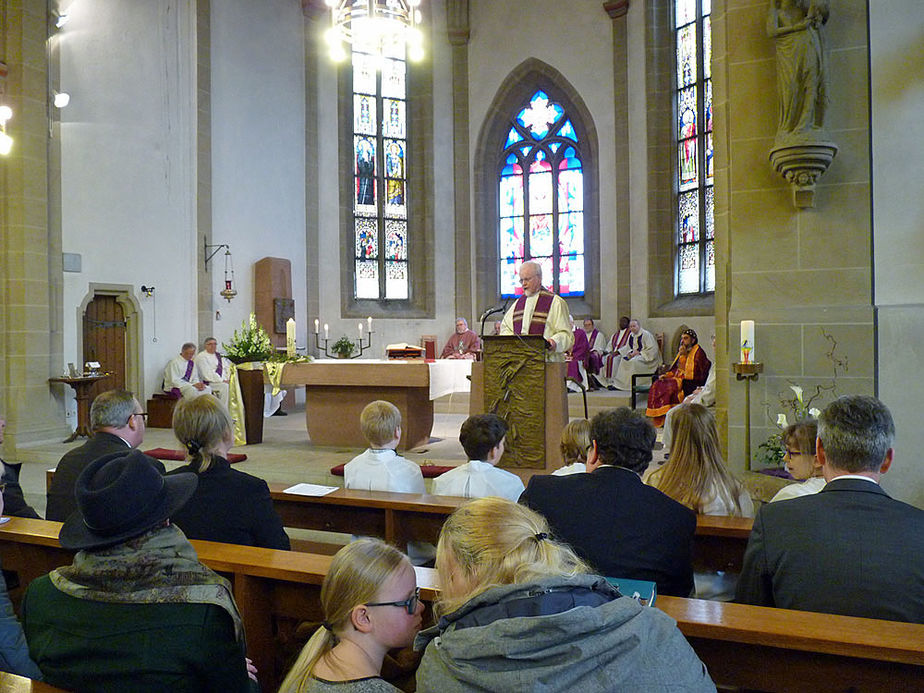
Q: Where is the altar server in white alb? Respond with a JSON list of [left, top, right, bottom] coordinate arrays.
[[163, 343, 211, 399], [609, 319, 661, 391], [500, 261, 573, 361], [432, 414, 525, 502], [344, 400, 425, 494], [194, 337, 232, 406]]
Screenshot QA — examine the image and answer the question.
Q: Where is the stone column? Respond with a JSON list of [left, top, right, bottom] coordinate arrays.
[[447, 0, 472, 322], [0, 0, 69, 447], [603, 1, 631, 320]]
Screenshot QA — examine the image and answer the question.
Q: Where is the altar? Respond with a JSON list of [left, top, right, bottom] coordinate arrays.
[[276, 359, 471, 449]]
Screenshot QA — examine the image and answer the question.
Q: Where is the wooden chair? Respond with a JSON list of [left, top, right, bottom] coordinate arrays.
[[630, 332, 664, 408]]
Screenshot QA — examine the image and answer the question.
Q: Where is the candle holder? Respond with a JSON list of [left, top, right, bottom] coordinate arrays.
[[733, 361, 764, 471], [314, 329, 375, 359]]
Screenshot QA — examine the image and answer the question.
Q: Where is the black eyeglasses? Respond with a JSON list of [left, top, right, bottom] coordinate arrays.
[[784, 449, 809, 457], [366, 587, 420, 615], [126, 412, 148, 425]]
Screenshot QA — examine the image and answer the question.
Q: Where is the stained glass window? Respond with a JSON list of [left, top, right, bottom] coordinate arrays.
[[352, 43, 409, 300], [675, 0, 713, 296], [498, 90, 585, 298]]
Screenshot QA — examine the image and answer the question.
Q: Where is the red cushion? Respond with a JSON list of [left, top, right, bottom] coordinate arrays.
[[329, 463, 454, 478], [143, 448, 247, 464]]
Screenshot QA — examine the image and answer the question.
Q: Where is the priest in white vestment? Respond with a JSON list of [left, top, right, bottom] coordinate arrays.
[[499, 261, 573, 361], [610, 319, 661, 391], [194, 337, 232, 406], [163, 343, 211, 399]]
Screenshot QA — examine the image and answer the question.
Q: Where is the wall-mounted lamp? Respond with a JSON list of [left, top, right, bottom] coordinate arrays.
[[204, 241, 237, 303], [140, 285, 155, 297], [0, 105, 13, 156], [54, 12, 70, 29], [53, 92, 70, 108]]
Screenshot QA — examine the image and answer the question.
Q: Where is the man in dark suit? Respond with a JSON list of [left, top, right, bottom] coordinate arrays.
[[520, 407, 696, 597], [46, 390, 165, 521], [736, 395, 924, 624]]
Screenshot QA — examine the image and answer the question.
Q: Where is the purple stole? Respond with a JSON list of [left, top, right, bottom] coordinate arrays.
[[605, 329, 631, 379], [170, 358, 195, 398], [587, 329, 603, 373], [215, 354, 223, 378], [512, 290, 555, 335]]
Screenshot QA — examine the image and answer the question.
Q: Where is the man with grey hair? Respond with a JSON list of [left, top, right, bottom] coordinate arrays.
[[500, 261, 573, 361], [164, 342, 210, 399], [736, 395, 924, 624], [46, 390, 166, 521], [440, 317, 481, 359]]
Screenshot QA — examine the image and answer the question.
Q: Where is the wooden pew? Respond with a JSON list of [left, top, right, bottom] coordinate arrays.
[[269, 484, 754, 572], [0, 518, 921, 692], [44, 472, 754, 571]]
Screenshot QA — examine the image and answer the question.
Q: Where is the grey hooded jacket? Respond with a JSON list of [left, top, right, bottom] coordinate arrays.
[[414, 575, 714, 692]]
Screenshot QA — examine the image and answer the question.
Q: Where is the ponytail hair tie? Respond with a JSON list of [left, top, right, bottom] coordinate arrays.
[[322, 621, 334, 632], [185, 439, 202, 455], [534, 532, 548, 542]]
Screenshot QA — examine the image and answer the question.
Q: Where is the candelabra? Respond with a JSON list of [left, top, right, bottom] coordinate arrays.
[[314, 328, 375, 359]]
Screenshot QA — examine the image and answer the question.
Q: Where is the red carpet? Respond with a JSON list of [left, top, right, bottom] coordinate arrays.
[[330, 463, 454, 478], [143, 448, 247, 464]]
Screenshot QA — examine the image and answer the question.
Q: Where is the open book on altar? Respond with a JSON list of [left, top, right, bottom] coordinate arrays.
[[385, 343, 425, 359]]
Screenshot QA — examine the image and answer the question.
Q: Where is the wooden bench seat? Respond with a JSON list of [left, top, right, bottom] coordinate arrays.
[[0, 517, 920, 692], [146, 392, 178, 428]]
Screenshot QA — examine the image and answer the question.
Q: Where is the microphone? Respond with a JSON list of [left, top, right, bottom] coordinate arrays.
[[480, 299, 511, 337]]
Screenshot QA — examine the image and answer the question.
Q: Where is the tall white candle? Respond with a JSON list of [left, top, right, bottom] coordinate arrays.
[[314, 318, 319, 334], [324, 323, 329, 340], [358, 322, 363, 338], [286, 318, 296, 358], [740, 320, 755, 364], [367, 316, 373, 332]]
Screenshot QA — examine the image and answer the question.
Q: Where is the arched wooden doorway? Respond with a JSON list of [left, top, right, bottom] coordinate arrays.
[[83, 295, 127, 403]]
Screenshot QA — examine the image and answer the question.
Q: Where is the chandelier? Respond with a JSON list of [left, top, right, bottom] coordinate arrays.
[[324, 0, 424, 63]]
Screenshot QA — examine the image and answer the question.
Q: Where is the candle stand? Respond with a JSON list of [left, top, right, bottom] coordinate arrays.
[[733, 361, 763, 470], [314, 330, 375, 359]]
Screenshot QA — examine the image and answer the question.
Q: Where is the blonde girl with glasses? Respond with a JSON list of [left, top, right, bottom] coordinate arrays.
[[280, 539, 423, 693]]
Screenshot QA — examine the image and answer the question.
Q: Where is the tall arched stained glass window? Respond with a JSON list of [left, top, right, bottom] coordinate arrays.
[[498, 90, 584, 298], [352, 44, 409, 300], [675, 0, 713, 295]]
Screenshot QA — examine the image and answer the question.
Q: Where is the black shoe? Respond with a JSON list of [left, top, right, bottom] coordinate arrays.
[[272, 409, 288, 416], [607, 386, 617, 391]]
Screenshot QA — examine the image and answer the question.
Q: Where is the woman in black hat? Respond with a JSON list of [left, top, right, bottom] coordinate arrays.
[[168, 394, 290, 550], [21, 449, 258, 692]]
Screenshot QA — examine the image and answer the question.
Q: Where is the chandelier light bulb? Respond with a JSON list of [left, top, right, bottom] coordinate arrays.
[[0, 105, 12, 123], [0, 132, 13, 156], [54, 92, 70, 108]]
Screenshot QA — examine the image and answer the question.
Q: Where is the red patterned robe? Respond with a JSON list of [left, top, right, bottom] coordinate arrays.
[[645, 344, 711, 426]]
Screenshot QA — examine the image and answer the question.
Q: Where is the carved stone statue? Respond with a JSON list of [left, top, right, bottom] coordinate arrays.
[[767, 0, 837, 208], [767, 0, 829, 143]]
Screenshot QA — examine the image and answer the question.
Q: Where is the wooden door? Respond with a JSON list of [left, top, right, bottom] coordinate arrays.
[[83, 295, 126, 403]]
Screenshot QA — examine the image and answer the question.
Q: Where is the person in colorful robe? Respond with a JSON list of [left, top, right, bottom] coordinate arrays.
[[566, 317, 590, 392], [581, 319, 607, 389], [195, 337, 232, 406], [164, 342, 211, 400], [500, 261, 573, 361], [602, 316, 631, 388], [646, 329, 711, 427], [440, 317, 481, 359]]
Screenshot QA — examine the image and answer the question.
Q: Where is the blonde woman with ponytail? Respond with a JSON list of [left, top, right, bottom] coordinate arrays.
[[167, 395, 289, 549], [415, 497, 715, 692], [280, 539, 423, 693]]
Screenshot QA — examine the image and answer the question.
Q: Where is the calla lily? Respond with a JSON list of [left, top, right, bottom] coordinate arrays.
[[789, 384, 804, 402], [777, 413, 788, 427], [808, 408, 821, 418]]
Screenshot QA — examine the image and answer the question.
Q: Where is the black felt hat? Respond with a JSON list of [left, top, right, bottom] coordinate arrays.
[[59, 448, 197, 551]]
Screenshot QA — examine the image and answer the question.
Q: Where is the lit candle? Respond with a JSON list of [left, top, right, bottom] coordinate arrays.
[[314, 318, 319, 334], [367, 316, 373, 332], [358, 322, 363, 338], [286, 318, 296, 358], [324, 323, 329, 340], [740, 320, 755, 364]]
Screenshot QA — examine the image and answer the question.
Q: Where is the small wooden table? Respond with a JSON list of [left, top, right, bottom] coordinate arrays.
[[48, 375, 109, 442]]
